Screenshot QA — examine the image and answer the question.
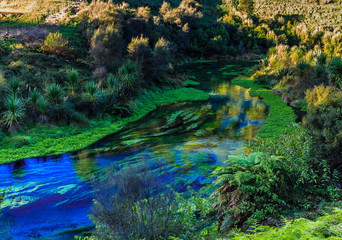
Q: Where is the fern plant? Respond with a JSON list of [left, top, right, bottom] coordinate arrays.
[[213, 126, 341, 231]]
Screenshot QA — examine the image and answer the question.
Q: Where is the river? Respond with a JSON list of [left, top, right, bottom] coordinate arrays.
[[0, 61, 268, 239]]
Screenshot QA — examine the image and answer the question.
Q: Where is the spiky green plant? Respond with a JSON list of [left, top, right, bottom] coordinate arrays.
[[6, 76, 21, 98], [106, 74, 118, 93], [327, 58, 342, 88], [47, 83, 63, 105], [316, 53, 327, 66], [37, 97, 49, 123], [2, 95, 25, 133], [85, 81, 99, 104], [28, 89, 40, 110], [295, 60, 311, 78], [66, 69, 79, 95], [118, 61, 139, 96]]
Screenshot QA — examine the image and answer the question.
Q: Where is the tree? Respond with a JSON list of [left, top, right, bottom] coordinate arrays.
[[239, 0, 255, 18]]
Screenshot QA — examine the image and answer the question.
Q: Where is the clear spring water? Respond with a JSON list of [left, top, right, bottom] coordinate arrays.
[[0, 62, 268, 239]]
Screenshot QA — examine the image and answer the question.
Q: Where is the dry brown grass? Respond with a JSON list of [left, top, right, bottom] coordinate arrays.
[[254, 0, 342, 30]]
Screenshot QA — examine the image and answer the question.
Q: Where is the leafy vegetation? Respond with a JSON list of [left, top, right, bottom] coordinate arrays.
[[0, 0, 342, 239], [232, 209, 342, 240], [214, 125, 340, 230], [232, 76, 296, 138], [0, 87, 208, 164]]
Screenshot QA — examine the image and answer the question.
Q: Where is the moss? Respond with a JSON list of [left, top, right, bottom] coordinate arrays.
[[232, 76, 296, 139], [0, 88, 209, 164]]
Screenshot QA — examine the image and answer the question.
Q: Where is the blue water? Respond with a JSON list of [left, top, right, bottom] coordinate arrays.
[[0, 62, 268, 239]]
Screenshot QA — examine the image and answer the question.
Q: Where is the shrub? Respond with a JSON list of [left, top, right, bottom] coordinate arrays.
[[327, 58, 342, 88], [1, 135, 31, 148], [46, 83, 64, 105], [84, 81, 99, 105], [106, 74, 118, 94], [127, 35, 151, 62], [66, 68, 79, 95], [213, 126, 340, 230], [305, 85, 334, 108], [37, 97, 49, 123], [41, 32, 69, 55], [118, 61, 140, 97], [1, 95, 25, 133], [90, 25, 123, 68], [306, 106, 342, 166], [239, 0, 255, 17], [295, 60, 311, 78], [90, 165, 216, 240], [6, 76, 21, 97]]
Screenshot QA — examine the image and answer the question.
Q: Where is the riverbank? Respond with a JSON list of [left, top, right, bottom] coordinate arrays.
[[232, 76, 296, 139], [0, 87, 209, 164]]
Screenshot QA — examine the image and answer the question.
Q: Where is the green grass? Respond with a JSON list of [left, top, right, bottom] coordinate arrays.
[[232, 76, 296, 139], [0, 88, 209, 164]]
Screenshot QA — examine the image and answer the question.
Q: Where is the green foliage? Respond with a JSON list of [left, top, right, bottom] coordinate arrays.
[[306, 106, 342, 165], [6, 76, 21, 97], [127, 35, 151, 62], [232, 76, 296, 139], [118, 61, 140, 96], [305, 85, 335, 108], [327, 58, 342, 88], [28, 88, 40, 111], [41, 32, 69, 55], [214, 126, 340, 230], [66, 68, 80, 95], [47, 83, 63, 105], [90, 165, 216, 240], [106, 74, 118, 94], [1, 135, 31, 148], [239, 0, 255, 17], [1, 94, 25, 133], [232, 209, 342, 240], [90, 24, 123, 68], [84, 81, 99, 104], [36, 96, 49, 123], [0, 88, 209, 164]]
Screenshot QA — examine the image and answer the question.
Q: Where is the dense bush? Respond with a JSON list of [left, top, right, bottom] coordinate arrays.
[[41, 32, 69, 55], [306, 106, 342, 167], [213, 126, 340, 231], [90, 165, 216, 239], [232, 209, 342, 240]]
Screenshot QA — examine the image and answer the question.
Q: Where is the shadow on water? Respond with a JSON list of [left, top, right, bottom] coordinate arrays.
[[0, 61, 268, 239]]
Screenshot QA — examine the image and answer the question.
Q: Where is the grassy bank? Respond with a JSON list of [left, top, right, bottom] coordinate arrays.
[[232, 76, 296, 139], [0, 87, 209, 164]]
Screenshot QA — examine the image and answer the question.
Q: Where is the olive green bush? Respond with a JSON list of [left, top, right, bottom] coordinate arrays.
[[41, 32, 69, 55]]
